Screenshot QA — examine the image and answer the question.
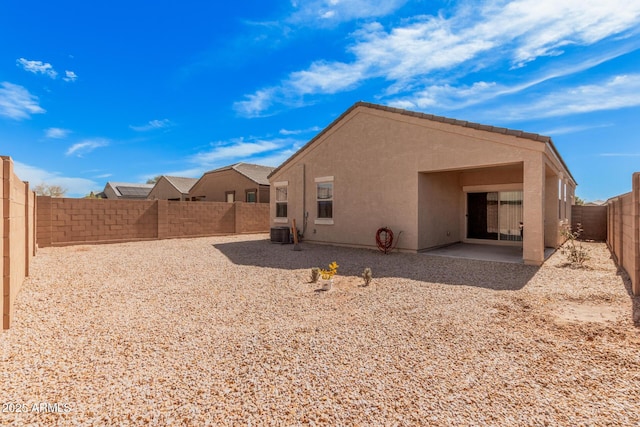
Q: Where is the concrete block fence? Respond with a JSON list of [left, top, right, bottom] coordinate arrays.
[[37, 197, 270, 247], [1, 156, 36, 329], [607, 173, 640, 296]]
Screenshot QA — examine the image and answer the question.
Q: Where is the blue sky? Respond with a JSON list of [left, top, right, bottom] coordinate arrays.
[[1, 0, 639, 201]]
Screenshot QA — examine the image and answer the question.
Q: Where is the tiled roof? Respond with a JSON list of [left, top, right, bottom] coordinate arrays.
[[268, 101, 574, 183], [205, 163, 275, 186], [163, 176, 198, 193], [105, 182, 154, 198]]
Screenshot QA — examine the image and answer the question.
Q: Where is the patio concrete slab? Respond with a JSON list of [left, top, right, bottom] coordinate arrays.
[[424, 243, 555, 264]]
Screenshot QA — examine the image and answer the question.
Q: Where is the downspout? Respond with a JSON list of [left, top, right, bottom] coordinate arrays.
[[301, 163, 307, 237]]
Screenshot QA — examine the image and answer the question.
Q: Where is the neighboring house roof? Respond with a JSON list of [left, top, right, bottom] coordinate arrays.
[[268, 101, 576, 184], [104, 182, 154, 199], [203, 162, 275, 185], [163, 176, 198, 194]]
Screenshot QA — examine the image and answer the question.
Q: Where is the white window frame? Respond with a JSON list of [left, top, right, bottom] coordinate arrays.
[[315, 176, 334, 225], [274, 181, 288, 223]]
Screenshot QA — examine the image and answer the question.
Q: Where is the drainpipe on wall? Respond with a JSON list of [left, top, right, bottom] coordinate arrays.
[[301, 163, 306, 237]]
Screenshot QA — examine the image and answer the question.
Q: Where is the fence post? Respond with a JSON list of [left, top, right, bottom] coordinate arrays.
[[633, 173, 640, 295], [1, 157, 6, 329], [24, 182, 29, 277], [157, 200, 168, 240], [234, 201, 242, 234]]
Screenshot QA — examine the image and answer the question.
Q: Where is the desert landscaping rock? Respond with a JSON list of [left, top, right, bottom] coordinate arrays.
[[1, 235, 639, 425]]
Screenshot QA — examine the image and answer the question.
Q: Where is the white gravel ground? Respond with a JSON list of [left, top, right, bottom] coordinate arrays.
[[1, 234, 639, 426]]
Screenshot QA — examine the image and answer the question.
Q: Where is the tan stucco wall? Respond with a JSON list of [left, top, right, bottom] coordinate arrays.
[[270, 106, 574, 264], [418, 171, 461, 249], [148, 177, 186, 200], [189, 170, 269, 203]]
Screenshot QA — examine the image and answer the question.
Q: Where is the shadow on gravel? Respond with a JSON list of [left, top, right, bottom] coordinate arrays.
[[213, 239, 539, 291], [617, 265, 640, 327]]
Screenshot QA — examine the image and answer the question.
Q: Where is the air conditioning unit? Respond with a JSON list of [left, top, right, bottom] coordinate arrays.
[[270, 226, 291, 244]]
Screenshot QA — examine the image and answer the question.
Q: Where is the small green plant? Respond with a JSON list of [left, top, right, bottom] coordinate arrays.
[[560, 223, 590, 267], [310, 267, 321, 283], [362, 267, 373, 286]]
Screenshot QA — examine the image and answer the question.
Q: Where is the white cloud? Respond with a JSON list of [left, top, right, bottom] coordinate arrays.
[[0, 82, 46, 120], [66, 138, 109, 157], [288, 0, 408, 26], [12, 160, 99, 197], [387, 45, 638, 111], [236, 0, 640, 116], [16, 58, 58, 79], [539, 123, 613, 136], [279, 126, 321, 135], [45, 127, 71, 139], [287, 61, 365, 94], [63, 71, 78, 82], [233, 89, 277, 118], [497, 74, 640, 120], [190, 136, 303, 170], [599, 152, 640, 157], [129, 119, 173, 132]]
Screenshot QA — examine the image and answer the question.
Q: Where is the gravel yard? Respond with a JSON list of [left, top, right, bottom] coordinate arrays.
[[1, 234, 639, 426]]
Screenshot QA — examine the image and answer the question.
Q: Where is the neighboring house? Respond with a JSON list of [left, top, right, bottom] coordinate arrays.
[[102, 182, 154, 199], [188, 163, 275, 203], [268, 102, 577, 266], [147, 176, 198, 201]]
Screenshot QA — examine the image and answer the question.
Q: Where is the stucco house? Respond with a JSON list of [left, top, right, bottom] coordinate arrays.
[[102, 182, 154, 200], [188, 162, 275, 203], [147, 176, 198, 201], [268, 102, 576, 265]]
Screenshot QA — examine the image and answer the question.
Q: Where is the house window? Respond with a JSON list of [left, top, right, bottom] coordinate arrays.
[[563, 183, 567, 220], [275, 182, 288, 219], [558, 179, 562, 220], [226, 191, 235, 203], [246, 189, 257, 203], [315, 176, 334, 224]]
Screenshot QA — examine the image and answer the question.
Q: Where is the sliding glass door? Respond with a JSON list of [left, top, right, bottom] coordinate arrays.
[[467, 191, 523, 242]]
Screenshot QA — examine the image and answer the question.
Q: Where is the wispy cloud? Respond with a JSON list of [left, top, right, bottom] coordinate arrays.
[[16, 58, 78, 83], [129, 119, 173, 132], [279, 126, 322, 135], [63, 71, 78, 82], [190, 136, 303, 169], [599, 152, 640, 157], [495, 74, 640, 120], [288, 0, 408, 26], [539, 123, 613, 136], [45, 127, 71, 139], [0, 82, 46, 120], [13, 160, 98, 197], [66, 138, 109, 157], [16, 58, 58, 79], [235, 0, 640, 117], [388, 44, 638, 111]]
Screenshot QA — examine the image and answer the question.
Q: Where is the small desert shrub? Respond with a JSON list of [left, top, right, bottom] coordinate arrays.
[[310, 267, 321, 283], [320, 262, 339, 280], [362, 267, 373, 286], [560, 223, 590, 267]]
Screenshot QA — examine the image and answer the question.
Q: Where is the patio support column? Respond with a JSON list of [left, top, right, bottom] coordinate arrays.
[[523, 155, 545, 265]]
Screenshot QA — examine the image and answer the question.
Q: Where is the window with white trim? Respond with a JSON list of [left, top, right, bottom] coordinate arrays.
[[275, 182, 288, 218], [315, 176, 333, 223], [558, 179, 562, 220]]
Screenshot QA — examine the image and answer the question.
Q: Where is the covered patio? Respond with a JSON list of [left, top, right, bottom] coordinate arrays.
[[424, 242, 556, 264]]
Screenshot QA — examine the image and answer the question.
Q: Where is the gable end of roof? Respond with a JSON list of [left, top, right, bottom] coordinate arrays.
[[268, 101, 557, 179]]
